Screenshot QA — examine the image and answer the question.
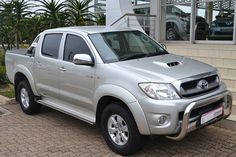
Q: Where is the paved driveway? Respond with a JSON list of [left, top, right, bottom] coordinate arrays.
[[1, 102, 236, 157]]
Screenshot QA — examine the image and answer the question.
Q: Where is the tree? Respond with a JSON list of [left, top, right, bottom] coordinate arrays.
[[0, 0, 15, 53], [38, 0, 66, 28], [21, 15, 47, 44], [0, 0, 32, 49], [96, 13, 105, 25], [0, 0, 14, 29], [66, 0, 95, 26], [0, 25, 14, 54], [11, 0, 32, 49]]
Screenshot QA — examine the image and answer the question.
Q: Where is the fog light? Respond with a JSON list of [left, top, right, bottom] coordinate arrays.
[[157, 115, 169, 126]]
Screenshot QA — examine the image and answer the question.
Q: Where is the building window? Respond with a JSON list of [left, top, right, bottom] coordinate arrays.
[[196, 0, 235, 41], [163, 1, 192, 41]]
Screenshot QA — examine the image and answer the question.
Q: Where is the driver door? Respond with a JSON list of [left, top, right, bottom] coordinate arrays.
[[58, 34, 95, 111]]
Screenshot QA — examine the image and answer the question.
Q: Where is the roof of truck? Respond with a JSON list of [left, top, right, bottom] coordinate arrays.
[[44, 26, 137, 34]]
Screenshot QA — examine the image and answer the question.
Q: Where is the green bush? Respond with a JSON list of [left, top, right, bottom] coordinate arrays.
[[0, 66, 8, 85], [0, 49, 3, 65]]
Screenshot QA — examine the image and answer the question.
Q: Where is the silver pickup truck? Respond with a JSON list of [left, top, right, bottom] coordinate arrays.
[[5, 26, 232, 155]]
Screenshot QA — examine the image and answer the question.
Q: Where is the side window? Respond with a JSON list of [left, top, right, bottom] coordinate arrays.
[[33, 36, 40, 43], [42, 34, 62, 59], [63, 34, 92, 62]]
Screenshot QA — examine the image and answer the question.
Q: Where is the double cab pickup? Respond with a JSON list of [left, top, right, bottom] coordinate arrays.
[[5, 26, 232, 155]]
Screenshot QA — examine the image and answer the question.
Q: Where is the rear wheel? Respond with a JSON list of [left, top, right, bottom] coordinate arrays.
[[101, 102, 145, 155], [17, 80, 41, 115]]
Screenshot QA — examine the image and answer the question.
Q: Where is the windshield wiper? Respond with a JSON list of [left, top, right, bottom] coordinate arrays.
[[120, 53, 147, 61]]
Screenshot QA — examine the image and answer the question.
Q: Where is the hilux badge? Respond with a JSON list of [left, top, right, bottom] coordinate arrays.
[[197, 79, 209, 90]]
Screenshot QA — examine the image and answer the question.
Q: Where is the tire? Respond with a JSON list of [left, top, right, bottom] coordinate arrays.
[[17, 80, 41, 115], [101, 102, 145, 155], [166, 25, 180, 40]]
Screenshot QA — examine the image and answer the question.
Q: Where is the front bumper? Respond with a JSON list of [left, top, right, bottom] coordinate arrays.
[[138, 87, 232, 139], [166, 91, 232, 140]]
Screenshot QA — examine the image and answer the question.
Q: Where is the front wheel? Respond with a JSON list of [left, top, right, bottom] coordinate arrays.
[[166, 25, 180, 40], [101, 103, 145, 155]]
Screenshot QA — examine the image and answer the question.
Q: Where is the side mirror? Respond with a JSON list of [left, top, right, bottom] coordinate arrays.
[[27, 48, 33, 54], [73, 54, 94, 66], [160, 43, 167, 50]]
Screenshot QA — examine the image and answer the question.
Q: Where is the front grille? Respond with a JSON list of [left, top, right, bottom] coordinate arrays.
[[180, 74, 219, 98], [179, 98, 224, 121]]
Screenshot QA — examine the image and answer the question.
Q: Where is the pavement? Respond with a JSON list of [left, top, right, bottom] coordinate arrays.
[[0, 95, 9, 106], [1, 99, 236, 157]]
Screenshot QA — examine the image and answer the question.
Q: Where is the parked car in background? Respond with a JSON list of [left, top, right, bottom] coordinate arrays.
[[134, 6, 209, 40], [209, 13, 234, 40], [5, 26, 232, 155], [166, 6, 209, 40]]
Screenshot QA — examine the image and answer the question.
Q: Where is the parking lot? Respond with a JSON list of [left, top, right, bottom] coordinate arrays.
[[1, 101, 236, 157]]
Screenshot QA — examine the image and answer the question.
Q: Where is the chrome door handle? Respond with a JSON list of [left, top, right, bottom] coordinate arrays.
[[59, 66, 66, 71], [36, 61, 42, 66]]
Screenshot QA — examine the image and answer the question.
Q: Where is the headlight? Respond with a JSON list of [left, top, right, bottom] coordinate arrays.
[[138, 83, 180, 100]]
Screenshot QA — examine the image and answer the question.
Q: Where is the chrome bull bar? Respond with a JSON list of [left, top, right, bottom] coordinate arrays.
[[166, 91, 232, 141]]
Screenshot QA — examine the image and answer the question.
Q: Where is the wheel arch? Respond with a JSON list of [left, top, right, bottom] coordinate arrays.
[[95, 85, 150, 135], [166, 21, 177, 28], [14, 65, 39, 100]]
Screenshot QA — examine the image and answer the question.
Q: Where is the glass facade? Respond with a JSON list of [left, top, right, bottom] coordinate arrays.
[[196, 0, 235, 41], [160, 0, 235, 42], [95, 0, 236, 44], [165, 3, 192, 41]]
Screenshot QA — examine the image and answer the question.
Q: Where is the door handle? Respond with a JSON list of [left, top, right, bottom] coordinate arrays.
[[59, 66, 66, 71], [36, 61, 42, 66]]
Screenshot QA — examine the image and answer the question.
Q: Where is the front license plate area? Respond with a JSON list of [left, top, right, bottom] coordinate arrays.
[[200, 106, 223, 125]]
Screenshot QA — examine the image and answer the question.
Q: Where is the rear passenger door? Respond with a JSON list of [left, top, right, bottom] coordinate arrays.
[[58, 33, 95, 111], [35, 33, 63, 99]]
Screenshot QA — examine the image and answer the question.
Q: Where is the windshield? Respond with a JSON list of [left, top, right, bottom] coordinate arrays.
[[89, 31, 168, 63]]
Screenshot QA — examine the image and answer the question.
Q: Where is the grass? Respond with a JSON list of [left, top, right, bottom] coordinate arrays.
[[0, 48, 3, 64], [0, 84, 15, 98], [0, 48, 14, 98]]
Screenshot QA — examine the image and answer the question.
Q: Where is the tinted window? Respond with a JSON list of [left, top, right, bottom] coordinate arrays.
[[64, 34, 92, 62], [42, 34, 62, 59], [33, 36, 40, 43]]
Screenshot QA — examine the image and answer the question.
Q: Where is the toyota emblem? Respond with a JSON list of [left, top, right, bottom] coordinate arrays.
[[197, 79, 209, 90]]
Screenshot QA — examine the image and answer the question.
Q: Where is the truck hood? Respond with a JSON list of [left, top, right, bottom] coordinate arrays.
[[113, 54, 216, 83]]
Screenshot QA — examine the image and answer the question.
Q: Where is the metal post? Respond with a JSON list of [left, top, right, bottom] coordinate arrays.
[[160, 1, 166, 42], [190, 0, 196, 44], [143, 17, 146, 32], [150, 0, 162, 41], [233, 0, 236, 44]]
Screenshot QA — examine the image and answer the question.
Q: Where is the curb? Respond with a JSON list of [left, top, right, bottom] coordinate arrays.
[[0, 95, 15, 105]]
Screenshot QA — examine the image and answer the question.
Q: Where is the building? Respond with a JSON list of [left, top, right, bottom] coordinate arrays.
[[100, 0, 236, 121]]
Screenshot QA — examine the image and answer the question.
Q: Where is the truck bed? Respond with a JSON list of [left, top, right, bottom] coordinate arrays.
[[6, 49, 28, 55], [5, 48, 34, 84]]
